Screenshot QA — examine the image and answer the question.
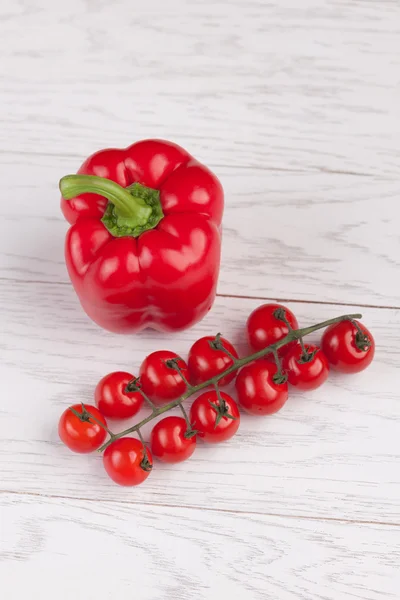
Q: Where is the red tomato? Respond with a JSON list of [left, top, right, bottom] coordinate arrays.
[[235, 360, 288, 415], [58, 403, 107, 453], [139, 351, 190, 404], [282, 343, 329, 390], [247, 303, 298, 356], [95, 371, 143, 419], [103, 437, 153, 486], [150, 416, 196, 463], [321, 320, 375, 374], [190, 391, 240, 443], [188, 335, 239, 386]]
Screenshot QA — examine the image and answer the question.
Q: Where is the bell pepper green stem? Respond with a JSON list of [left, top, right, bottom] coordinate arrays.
[[59, 174, 164, 238], [60, 174, 148, 218]]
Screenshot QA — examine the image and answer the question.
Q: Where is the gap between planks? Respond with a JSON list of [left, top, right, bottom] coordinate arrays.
[[217, 293, 400, 312], [1, 488, 399, 528], [1, 277, 399, 312]]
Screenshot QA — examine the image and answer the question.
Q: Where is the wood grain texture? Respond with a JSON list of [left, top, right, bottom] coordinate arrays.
[[0, 0, 399, 178], [1, 492, 399, 600], [1, 288, 399, 523], [0, 155, 398, 307], [1, 1, 399, 596]]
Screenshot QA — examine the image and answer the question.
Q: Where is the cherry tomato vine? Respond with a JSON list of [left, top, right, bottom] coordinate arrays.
[[58, 306, 375, 486]]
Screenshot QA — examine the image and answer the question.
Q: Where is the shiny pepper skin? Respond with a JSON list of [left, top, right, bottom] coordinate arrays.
[[60, 139, 224, 333]]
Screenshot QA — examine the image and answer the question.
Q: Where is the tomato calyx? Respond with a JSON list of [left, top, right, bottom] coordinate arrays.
[[208, 332, 238, 364], [70, 403, 111, 434], [140, 451, 153, 472], [69, 403, 92, 423], [124, 376, 157, 410], [165, 357, 192, 393], [125, 376, 141, 393], [165, 357, 184, 369], [352, 320, 372, 352], [273, 307, 288, 323], [297, 346, 318, 364], [355, 332, 372, 352], [272, 372, 288, 384], [165, 357, 191, 386], [208, 394, 238, 429], [270, 349, 289, 385], [183, 428, 198, 439], [343, 319, 373, 352], [208, 332, 224, 351]]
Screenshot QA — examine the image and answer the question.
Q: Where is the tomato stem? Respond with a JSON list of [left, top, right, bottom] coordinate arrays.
[[213, 383, 227, 423], [165, 358, 193, 390], [137, 429, 153, 472], [69, 404, 115, 439], [274, 307, 310, 360], [209, 333, 238, 363], [351, 319, 372, 351], [97, 312, 362, 452], [298, 337, 310, 359], [126, 377, 157, 410], [211, 383, 237, 426], [178, 403, 197, 438], [271, 349, 288, 384]]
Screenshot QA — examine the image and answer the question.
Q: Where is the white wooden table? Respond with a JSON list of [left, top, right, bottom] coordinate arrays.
[[1, 1, 399, 598]]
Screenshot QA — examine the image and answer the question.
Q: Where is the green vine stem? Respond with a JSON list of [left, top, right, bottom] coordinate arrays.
[[209, 333, 238, 362], [70, 403, 116, 439], [125, 377, 156, 410], [136, 429, 153, 472], [271, 349, 288, 384], [92, 312, 362, 453], [212, 383, 237, 426], [274, 307, 311, 361]]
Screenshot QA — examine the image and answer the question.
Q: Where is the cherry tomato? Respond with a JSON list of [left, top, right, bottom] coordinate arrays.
[[235, 360, 288, 415], [321, 319, 375, 374], [247, 303, 298, 356], [58, 403, 107, 453], [282, 343, 329, 390], [95, 371, 143, 419], [103, 437, 153, 486], [190, 391, 240, 443], [188, 335, 239, 386], [139, 351, 190, 404], [150, 416, 196, 463]]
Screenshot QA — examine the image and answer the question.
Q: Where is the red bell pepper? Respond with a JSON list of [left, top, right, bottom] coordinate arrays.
[[59, 139, 223, 333]]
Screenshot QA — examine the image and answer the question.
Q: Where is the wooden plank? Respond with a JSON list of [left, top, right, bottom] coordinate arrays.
[[0, 1, 399, 177], [1, 0, 399, 594], [0, 155, 398, 307], [1, 492, 399, 600], [1, 288, 398, 523]]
